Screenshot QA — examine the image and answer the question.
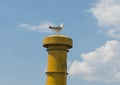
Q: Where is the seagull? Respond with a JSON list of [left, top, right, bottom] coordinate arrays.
[[49, 23, 64, 34]]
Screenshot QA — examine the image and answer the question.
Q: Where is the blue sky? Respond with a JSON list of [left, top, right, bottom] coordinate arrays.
[[1, 0, 120, 85]]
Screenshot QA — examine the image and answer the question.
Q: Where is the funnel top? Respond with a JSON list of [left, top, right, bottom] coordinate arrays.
[[43, 35, 72, 49]]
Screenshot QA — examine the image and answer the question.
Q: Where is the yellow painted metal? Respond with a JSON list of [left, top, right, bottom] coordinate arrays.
[[43, 35, 72, 85]]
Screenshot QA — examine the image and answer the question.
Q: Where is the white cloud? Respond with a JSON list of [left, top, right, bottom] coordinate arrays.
[[69, 40, 120, 82], [90, 0, 120, 39], [19, 21, 55, 33]]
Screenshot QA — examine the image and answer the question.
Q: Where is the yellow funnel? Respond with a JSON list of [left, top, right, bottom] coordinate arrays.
[[43, 35, 73, 85]]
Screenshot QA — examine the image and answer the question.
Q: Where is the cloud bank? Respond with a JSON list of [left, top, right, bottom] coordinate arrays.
[[19, 21, 55, 33], [69, 0, 120, 82], [69, 40, 120, 82], [90, 0, 120, 39]]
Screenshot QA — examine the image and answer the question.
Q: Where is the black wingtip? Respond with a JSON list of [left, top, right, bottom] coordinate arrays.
[[49, 26, 52, 28]]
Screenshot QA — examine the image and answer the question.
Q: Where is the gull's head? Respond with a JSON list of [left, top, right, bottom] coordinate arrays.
[[60, 23, 64, 28]]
